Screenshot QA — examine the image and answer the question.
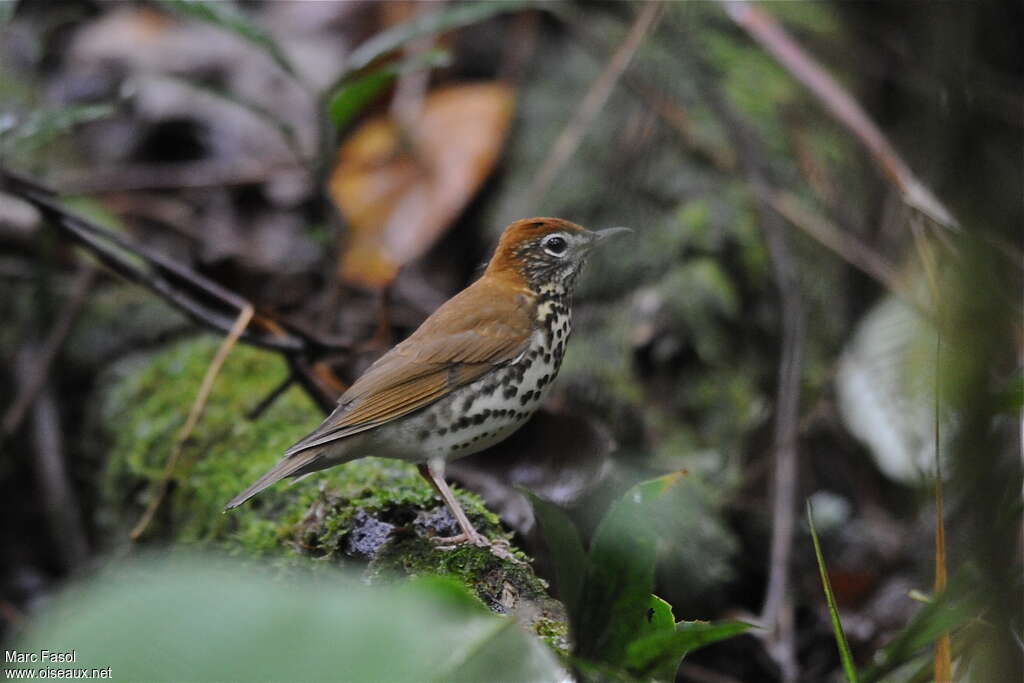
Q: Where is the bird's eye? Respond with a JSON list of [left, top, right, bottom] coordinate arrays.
[[543, 235, 568, 257]]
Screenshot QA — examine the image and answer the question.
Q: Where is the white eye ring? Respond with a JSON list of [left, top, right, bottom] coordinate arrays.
[[542, 234, 569, 257]]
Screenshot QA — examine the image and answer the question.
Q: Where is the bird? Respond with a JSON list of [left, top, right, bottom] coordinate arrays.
[[226, 218, 631, 545]]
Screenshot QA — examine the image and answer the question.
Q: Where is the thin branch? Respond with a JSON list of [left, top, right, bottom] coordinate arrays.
[[16, 346, 90, 570], [130, 305, 254, 541], [561, 14, 737, 172], [2, 266, 97, 437], [520, 1, 664, 212], [245, 372, 296, 421], [54, 158, 302, 194], [0, 169, 350, 357], [683, 31, 805, 682], [763, 190, 912, 304], [718, 0, 958, 231]]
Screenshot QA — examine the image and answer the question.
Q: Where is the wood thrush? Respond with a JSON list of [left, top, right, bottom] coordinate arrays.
[[226, 218, 631, 545]]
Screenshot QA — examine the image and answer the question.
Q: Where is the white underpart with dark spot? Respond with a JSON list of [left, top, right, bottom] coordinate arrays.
[[367, 283, 572, 464]]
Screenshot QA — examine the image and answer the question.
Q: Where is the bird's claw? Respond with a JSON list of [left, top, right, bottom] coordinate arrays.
[[430, 533, 522, 563], [430, 532, 490, 548]]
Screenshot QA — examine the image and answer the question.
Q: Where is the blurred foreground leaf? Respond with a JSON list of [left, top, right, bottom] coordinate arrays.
[[329, 82, 514, 288], [15, 554, 562, 682]]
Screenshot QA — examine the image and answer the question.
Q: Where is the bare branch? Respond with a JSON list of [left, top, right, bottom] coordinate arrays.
[[520, 1, 664, 212], [719, 0, 957, 231], [130, 305, 254, 541], [2, 266, 97, 437]]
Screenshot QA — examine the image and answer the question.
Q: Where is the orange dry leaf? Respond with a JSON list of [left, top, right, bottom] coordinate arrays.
[[329, 82, 515, 288]]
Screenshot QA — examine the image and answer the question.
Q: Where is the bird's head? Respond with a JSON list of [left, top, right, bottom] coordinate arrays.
[[485, 217, 631, 293]]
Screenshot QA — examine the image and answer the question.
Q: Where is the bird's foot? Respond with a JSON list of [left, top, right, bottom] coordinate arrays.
[[429, 533, 522, 563], [430, 531, 490, 548]]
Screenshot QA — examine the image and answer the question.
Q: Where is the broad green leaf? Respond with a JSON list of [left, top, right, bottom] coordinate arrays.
[[574, 471, 687, 667], [15, 554, 563, 682], [525, 490, 587, 618], [0, 104, 115, 158], [624, 595, 681, 681], [327, 49, 451, 130], [808, 500, 859, 683], [626, 619, 753, 680], [158, 0, 299, 80], [641, 595, 677, 637]]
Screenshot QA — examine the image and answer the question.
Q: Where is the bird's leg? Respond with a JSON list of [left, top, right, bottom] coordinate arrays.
[[417, 462, 485, 546]]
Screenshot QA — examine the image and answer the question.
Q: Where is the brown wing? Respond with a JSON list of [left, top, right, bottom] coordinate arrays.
[[283, 277, 535, 457]]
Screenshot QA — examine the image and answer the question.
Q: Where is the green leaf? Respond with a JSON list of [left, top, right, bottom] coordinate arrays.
[[0, 104, 115, 158], [524, 490, 587, 618], [808, 500, 860, 683], [327, 49, 451, 130], [574, 471, 687, 667], [626, 619, 753, 680], [158, 0, 300, 81], [859, 572, 983, 683], [15, 554, 564, 682], [641, 595, 677, 637]]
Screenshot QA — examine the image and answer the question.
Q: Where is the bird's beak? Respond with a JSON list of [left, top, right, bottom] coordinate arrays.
[[591, 226, 633, 245]]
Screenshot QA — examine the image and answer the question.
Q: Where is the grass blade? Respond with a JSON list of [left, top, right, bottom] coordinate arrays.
[[344, 0, 536, 77], [157, 75, 306, 162], [859, 573, 981, 683], [807, 500, 859, 683], [158, 0, 300, 81], [0, 103, 116, 158]]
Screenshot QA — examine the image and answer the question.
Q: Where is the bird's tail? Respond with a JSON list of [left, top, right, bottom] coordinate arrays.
[[224, 447, 326, 510]]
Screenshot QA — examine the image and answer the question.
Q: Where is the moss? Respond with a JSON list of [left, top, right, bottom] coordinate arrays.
[[94, 335, 566, 634], [534, 617, 572, 657]]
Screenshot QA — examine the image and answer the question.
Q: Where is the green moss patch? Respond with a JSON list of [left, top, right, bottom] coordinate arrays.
[[94, 335, 564, 640]]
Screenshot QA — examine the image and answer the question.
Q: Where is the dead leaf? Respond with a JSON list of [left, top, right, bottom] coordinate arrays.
[[329, 82, 515, 288]]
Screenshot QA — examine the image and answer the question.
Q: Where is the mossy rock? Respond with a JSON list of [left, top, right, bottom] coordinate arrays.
[[93, 335, 565, 641]]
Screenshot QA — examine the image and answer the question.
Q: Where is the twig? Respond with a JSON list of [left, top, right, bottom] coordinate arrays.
[[909, 218, 953, 680], [130, 305, 254, 541], [245, 372, 296, 421], [683, 32, 805, 682], [54, 158, 302, 194], [0, 169, 349, 356], [718, 0, 958, 231], [287, 356, 339, 414], [759, 213, 805, 683], [2, 266, 97, 437], [763, 190, 912, 305], [561, 15, 736, 172], [519, 1, 663, 212], [16, 346, 90, 571]]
